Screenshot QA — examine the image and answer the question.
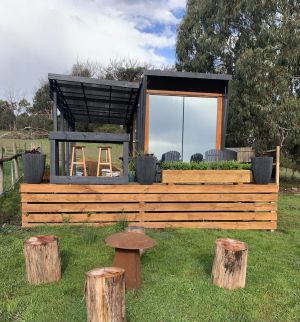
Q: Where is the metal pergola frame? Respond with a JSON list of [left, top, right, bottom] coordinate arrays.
[[48, 74, 140, 184]]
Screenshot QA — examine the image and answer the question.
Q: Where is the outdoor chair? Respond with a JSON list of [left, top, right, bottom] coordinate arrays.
[[205, 148, 237, 161], [161, 150, 181, 162], [190, 153, 203, 162]]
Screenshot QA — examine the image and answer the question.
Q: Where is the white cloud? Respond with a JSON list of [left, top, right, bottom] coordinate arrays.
[[0, 0, 186, 100]]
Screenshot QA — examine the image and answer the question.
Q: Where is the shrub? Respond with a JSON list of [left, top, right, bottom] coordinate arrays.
[[160, 160, 251, 170]]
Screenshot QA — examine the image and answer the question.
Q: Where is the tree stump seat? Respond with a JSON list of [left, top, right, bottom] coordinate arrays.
[[23, 235, 61, 284], [211, 238, 248, 290]]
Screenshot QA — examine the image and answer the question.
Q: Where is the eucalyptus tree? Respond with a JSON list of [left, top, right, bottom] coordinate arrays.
[[176, 0, 300, 151]]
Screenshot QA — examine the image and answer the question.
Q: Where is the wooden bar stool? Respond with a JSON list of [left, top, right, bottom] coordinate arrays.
[[97, 146, 112, 177], [70, 145, 87, 176]]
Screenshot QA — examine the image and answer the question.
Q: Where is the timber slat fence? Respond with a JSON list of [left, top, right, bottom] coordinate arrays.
[[21, 183, 278, 230]]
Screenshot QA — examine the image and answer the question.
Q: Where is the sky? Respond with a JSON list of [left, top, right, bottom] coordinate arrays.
[[0, 0, 186, 101]]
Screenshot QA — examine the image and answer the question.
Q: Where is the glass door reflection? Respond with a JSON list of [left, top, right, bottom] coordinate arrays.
[[148, 95, 183, 160]]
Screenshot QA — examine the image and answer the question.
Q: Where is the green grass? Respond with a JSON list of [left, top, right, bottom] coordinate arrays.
[[0, 194, 299, 321]]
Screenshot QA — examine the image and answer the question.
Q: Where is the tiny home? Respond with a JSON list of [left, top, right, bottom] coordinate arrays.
[[21, 70, 278, 230], [48, 70, 231, 183]]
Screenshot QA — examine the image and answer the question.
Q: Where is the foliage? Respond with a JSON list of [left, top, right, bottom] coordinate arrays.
[[0, 194, 299, 321], [176, 0, 300, 153], [161, 160, 251, 170], [31, 82, 52, 121], [0, 99, 15, 131], [0, 187, 21, 225], [71, 57, 150, 82]]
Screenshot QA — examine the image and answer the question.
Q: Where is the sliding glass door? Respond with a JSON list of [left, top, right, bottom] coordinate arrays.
[[148, 94, 219, 161], [183, 97, 217, 161], [148, 95, 183, 160]]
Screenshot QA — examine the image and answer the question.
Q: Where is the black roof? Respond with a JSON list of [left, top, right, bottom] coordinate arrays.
[[48, 73, 140, 125], [144, 70, 232, 81], [49, 71, 232, 125]]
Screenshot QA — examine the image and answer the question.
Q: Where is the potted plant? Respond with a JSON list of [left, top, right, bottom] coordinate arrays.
[[135, 152, 157, 185], [251, 143, 273, 184], [22, 147, 46, 184]]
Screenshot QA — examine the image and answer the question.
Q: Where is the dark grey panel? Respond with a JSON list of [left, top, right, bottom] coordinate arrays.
[[49, 131, 130, 142], [50, 176, 128, 184]]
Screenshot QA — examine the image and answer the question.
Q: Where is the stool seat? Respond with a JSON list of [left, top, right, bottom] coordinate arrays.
[[70, 145, 87, 176], [97, 147, 113, 177]]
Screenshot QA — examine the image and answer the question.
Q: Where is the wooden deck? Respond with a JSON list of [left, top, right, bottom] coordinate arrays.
[[20, 183, 278, 230]]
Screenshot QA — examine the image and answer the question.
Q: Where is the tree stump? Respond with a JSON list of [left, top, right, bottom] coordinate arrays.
[[23, 235, 61, 284], [85, 267, 125, 322], [211, 238, 248, 290], [125, 226, 145, 255]]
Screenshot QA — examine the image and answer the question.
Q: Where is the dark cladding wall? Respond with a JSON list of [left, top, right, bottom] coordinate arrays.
[[146, 76, 229, 94]]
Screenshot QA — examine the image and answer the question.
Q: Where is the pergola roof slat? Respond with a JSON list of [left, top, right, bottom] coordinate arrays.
[[49, 74, 140, 125]]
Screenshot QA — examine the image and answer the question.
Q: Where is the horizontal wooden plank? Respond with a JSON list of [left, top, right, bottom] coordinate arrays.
[[22, 202, 276, 213], [128, 221, 277, 230], [22, 203, 141, 213], [22, 221, 276, 229], [162, 170, 252, 184], [21, 193, 278, 203], [20, 183, 279, 194], [22, 222, 114, 228], [143, 203, 276, 212], [23, 212, 277, 223]]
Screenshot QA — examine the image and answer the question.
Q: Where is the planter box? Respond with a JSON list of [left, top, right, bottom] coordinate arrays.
[[161, 170, 252, 184]]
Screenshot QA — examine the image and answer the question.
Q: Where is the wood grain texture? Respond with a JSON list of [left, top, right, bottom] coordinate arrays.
[[23, 212, 277, 223], [211, 238, 248, 289], [21, 193, 277, 202], [23, 235, 61, 284], [128, 221, 277, 230], [85, 267, 125, 322], [161, 170, 252, 184], [21, 183, 278, 230], [20, 183, 279, 193], [216, 97, 223, 150]]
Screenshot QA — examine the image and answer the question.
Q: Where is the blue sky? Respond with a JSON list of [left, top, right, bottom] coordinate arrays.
[[0, 0, 187, 99]]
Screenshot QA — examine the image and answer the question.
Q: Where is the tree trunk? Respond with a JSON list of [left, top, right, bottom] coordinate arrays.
[[211, 238, 248, 290], [85, 267, 126, 322], [23, 235, 61, 284]]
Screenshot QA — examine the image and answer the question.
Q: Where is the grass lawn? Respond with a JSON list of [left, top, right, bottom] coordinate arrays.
[[0, 193, 299, 321]]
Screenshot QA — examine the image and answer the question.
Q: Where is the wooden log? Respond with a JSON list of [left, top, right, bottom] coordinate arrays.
[[211, 238, 248, 290], [85, 267, 126, 322], [23, 235, 61, 284]]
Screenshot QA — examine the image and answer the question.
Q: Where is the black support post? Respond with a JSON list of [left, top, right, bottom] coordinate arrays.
[[52, 91, 58, 131], [60, 112, 65, 175]]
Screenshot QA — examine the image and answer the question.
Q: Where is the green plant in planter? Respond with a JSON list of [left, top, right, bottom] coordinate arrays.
[[161, 160, 251, 170]]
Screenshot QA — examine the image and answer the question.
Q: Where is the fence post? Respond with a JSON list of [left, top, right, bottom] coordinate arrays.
[[276, 146, 280, 186], [0, 147, 4, 195], [11, 161, 15, 187], [13, 142, 19, 181]]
